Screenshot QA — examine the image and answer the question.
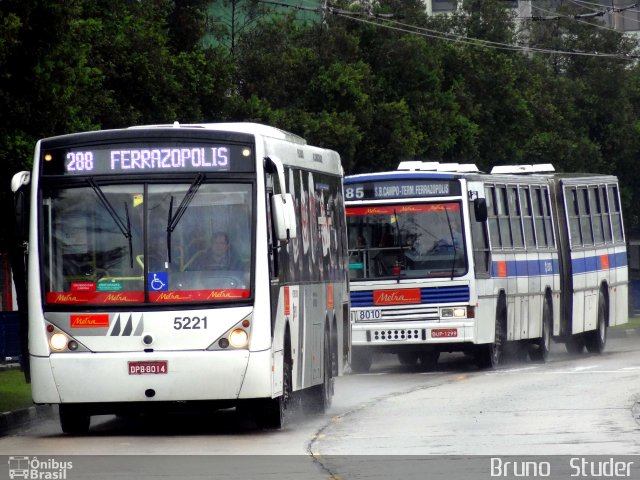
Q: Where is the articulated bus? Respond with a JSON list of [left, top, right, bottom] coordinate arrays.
[[11, 122, 349, 432], [344, 162, 628, 372]]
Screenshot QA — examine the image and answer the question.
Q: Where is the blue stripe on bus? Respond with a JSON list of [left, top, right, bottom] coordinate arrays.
[[350, 290, 374, 307], [490, 259, 559, 278], [490, 253, 627, 278], [344, 172, 456, 183], [571, 251, 628, 274], [350, 285, 470, 307]]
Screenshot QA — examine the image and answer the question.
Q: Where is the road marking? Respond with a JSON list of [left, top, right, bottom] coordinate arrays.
[[573, 365, 598, 371], [485, 366, 539, 375]]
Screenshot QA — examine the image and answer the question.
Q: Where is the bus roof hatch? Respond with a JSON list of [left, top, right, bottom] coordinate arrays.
[[490, 164, 555, 174], [397, 161, 479, 173]]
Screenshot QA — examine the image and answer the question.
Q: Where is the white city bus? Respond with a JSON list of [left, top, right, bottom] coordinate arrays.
[[11, 122, 349, 432], [345, 162, 628, 372]]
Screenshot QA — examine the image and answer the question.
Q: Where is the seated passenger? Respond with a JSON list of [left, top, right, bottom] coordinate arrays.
[[206, 231, 243, 270]]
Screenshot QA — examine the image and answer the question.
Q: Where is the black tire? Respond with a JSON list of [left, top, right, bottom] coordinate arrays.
[[59, 405, 90, 435], [585, 291, 607, 354], [418, 351, 440, 370], [477, 300, 506, 369], [530, 298, 551, 362], [565, 335, 585, 354], [256, 354, 292, 429], [303, 328, 334, 414], [350, 348, 373, 373], [398, 352, 419, 366]]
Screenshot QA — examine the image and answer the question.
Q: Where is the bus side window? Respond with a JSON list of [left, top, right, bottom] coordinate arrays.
[[470, 200, 490, 276], [608, 185, 624, 242], [601, 186, 613, 243], [520, 187, 536, 249], [590, 187, 604, 244], [578, 187, 594, 246], [486, 186, 501, 249], [534, 187, 551, 248], [498, 186, 513, 249], [508, 186, 524, 249], [265, 172, 278, 279], [542, 188, 555, 248]]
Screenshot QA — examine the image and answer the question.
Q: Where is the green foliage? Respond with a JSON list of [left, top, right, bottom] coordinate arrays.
[[2, 0, 640, 253], [0, 369, 33, 413]]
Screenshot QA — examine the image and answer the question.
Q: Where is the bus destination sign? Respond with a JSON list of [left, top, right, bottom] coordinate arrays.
[[344, 179, 460, 200], [42, 143, 255, 176]]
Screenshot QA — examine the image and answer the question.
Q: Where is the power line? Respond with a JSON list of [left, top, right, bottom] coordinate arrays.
[[255, 0, 638, 60], [330, 10, 637, 60], [531, 5, 630, 32]]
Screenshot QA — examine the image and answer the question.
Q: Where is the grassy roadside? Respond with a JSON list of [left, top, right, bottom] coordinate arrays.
[[0, 369, 33, 413], [611, 315, 640, 330]]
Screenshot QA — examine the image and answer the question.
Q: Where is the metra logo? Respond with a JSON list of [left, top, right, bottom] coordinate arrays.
[[71, 314, 109, 328], [53, 293, 86, 303], [366, 207, 388, 215], [208, 290, 244, 300], [373, 288, 421, 305], [398, 205, 422, 213], [156, 292, 191, 301], [105, 293, 138, 302]]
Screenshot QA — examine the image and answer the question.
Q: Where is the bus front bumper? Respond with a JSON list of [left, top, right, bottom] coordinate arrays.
[[30, 349, 273, 404], [351, 321, 477, 347]]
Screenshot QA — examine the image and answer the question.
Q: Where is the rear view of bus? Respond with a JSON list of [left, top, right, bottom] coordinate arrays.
[[345, 162, 481, 372], [11, 123, 349, 433]]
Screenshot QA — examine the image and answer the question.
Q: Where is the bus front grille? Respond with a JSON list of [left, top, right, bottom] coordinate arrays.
[[372, 329, 425, 342], [351, 285, 470, 307]]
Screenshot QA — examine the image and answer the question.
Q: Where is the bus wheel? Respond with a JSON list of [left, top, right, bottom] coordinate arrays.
[[418, 351, 440, 370], [477, 302, 505, 369], [565, 335, 585, 354], [585, 292, 607, 354], [530, 299, 551, 362], [256, 355, 292, 429], [59, 405, 90, 435], [398, 352, 419, 366], [304, 329, 334, 414], [351, 348, 373, 374]]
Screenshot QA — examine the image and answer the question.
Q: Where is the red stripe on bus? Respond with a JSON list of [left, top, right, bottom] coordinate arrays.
[[346, 203, 460, 216]]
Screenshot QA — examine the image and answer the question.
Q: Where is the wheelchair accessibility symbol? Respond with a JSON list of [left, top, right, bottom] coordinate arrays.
[[148, 272, 168, 291]]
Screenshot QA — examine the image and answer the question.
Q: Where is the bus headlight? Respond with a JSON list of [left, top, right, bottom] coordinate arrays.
[[45, 322, 89, 353], [440, 307, 467, 318], [207, 313, 253, 350], [50, 333, 68, 351], [228, 329, 249, 348]]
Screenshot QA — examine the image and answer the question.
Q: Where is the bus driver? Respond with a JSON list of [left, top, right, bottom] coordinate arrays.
[[208, 231, 242, 270]]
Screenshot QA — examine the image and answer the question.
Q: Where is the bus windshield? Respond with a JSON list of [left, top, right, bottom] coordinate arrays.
[[42, 181, 253, 305], [346, 202, 467, 280]]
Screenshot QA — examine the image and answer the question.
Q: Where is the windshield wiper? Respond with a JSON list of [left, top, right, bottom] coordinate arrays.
[[444, 206, 456, 280], [87, 178, 133, 268], [393, 209, 406, 277], [166, 173, 205, 263]]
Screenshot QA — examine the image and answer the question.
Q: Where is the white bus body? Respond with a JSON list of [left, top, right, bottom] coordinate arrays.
[[11, 122, 349, 432], [345, 163, 628, 372]]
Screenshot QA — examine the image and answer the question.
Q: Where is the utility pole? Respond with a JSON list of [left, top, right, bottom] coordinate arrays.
[[612, 0, 621, 31], [321, 0, 328, 26]]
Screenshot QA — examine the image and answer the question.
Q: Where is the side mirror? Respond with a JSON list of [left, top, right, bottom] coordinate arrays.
[[11, 171, 31, 242], [271, 193, 297, 242], [11, 171, 30, 193], [474, 198, 488, 222]]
